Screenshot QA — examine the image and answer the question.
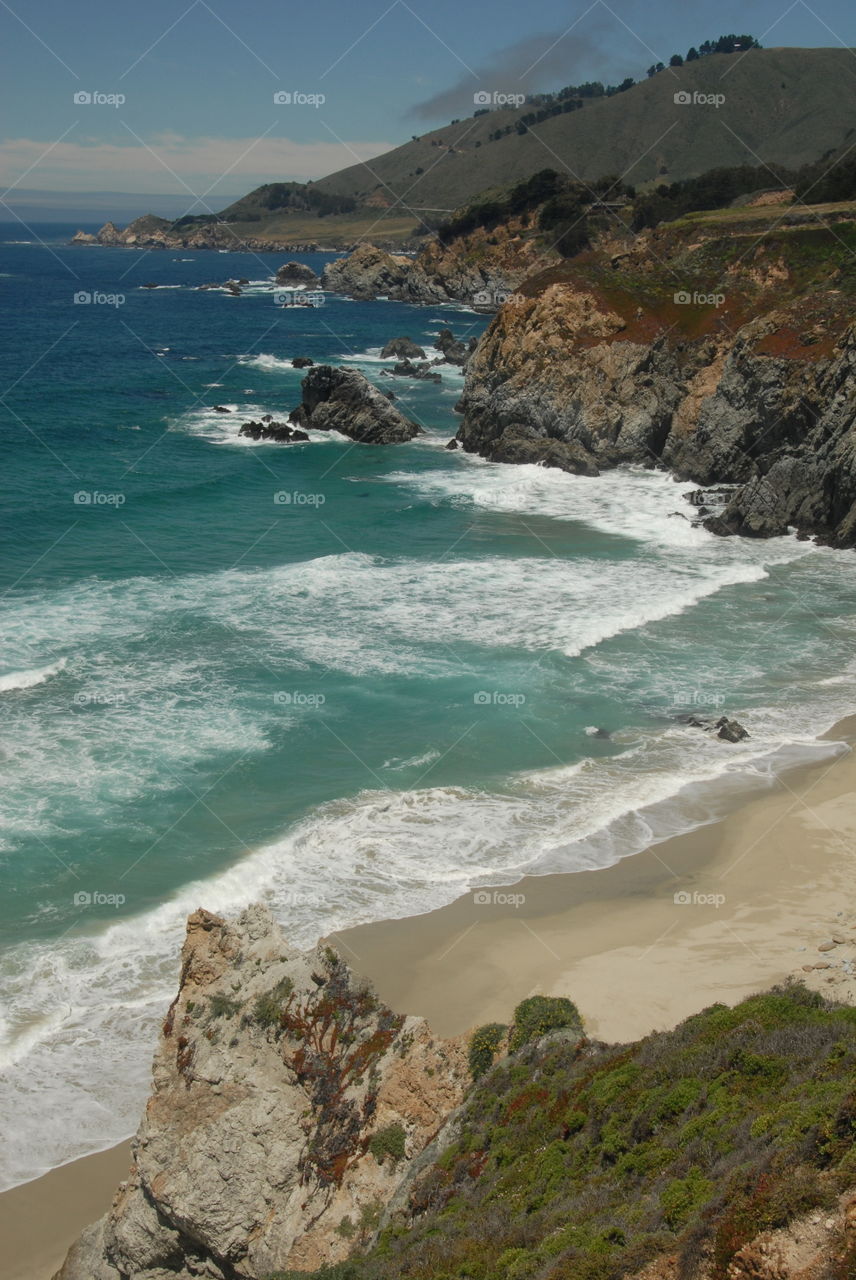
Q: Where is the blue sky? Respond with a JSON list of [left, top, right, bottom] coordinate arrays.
[[2, 0, 856, 208]]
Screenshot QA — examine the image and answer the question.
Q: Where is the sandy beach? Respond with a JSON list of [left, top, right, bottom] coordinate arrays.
[[4, 717, 856, 1279]]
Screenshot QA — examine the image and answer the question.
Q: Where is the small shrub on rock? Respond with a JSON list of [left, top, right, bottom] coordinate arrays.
[[509, 996, 583, 1052], [468, 1023, 507, 1079]]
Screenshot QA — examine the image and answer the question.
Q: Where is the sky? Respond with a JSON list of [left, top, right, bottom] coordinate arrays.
[[2, 0, 856, 216]]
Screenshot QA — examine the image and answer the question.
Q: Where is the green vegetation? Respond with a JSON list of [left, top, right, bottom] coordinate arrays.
[[268, 983, 856, 1280], [468, 1023, 507, 1080], [368, 1123, 406, 1166], [509, 995, 584, 1051], [207, 993, 240, 1019], [253, 976, 295, 1028]]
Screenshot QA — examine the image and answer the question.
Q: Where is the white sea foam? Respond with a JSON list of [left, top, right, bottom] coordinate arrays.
[[0, 658, 66, 693]]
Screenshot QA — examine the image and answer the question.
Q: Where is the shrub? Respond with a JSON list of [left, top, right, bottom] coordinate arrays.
[[208, 993, 240, 1019], [660, 1167, 713, 1230], [468, 1023, 507, 1079], [369, 1122, 406, 1166], [254, 977, 294, 1027], [509, 996, 583, 1052]]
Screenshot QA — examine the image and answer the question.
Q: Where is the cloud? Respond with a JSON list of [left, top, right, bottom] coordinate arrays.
[[406, 9, 654, 121], [0, 133, 394, 199]]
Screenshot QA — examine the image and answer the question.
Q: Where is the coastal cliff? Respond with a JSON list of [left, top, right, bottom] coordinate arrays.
[[56, 907, 467, 1280], [55, 911, 856, 1280], [454, 205, 856, 546]]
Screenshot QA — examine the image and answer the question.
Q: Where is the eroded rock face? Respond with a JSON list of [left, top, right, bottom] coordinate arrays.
[[293, 365, 424, 443], [55, 906, 468, 1280], [456, 288, 856, 546], [321, 244, 447, 303], [458, 285, 682, 471]]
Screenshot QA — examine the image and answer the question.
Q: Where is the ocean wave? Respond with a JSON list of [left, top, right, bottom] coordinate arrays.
[[0, 705, 847, 1190], [0, 658, 66, 693]]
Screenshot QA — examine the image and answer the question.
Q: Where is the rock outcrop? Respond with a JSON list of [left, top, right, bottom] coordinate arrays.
[[239, 419, 309, 442], [380, 337, 426, 360], [276, 261, 320, 286], [321, 244, 448, 303], [291, 366, 423, 443], [56, 906, 468, 1280], [455, 213, 856, 546]]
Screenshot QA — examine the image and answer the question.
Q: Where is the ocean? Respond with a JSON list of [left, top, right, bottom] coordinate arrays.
[[1, 224, 855, 1190]]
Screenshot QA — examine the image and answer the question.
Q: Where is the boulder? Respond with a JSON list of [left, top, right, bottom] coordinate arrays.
[[238, 420, 309, 443], [293, 366, 423, 444], [392, 359, 442, 383], [381, 337, 427, 360], [276, 261, 319, 286], [715, 716, 750, 743], [433, 327, 470, 365], [291, 356, 314, 369], [69, 229, 97, 245]]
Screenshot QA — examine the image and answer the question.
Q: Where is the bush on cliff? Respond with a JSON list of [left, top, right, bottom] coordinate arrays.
[[269, 982, 856, 1280]]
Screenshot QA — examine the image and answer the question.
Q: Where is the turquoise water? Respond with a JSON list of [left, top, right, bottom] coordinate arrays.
[[1, 225, 856, 1188]]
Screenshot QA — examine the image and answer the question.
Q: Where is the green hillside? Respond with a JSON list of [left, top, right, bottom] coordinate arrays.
[[312, 47, 856, 214], [271, 985, 856, 1280]]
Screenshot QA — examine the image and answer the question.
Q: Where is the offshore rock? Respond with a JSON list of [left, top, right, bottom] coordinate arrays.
[[293, 365, 424, 443]]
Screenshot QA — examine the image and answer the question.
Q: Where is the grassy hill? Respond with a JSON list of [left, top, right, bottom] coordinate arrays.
[[312, 47, 856, 216]]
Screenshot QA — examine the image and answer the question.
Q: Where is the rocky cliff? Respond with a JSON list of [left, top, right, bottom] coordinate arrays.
[[319, 219, 543, 305], [455, 204, 856, 546], [56, 907, 467, 1280]]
